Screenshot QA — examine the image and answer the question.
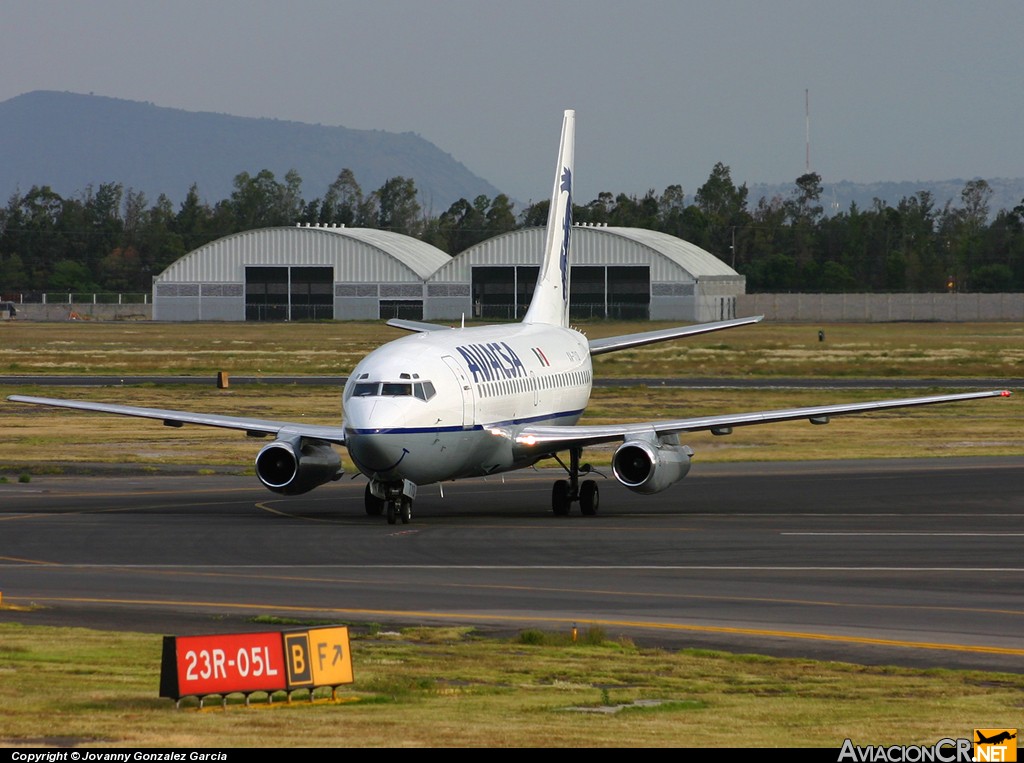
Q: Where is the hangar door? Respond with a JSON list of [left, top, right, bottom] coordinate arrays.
[[570, 265, 650, 320], [245, 266, 334, 321], [471, 266, 539, 320]]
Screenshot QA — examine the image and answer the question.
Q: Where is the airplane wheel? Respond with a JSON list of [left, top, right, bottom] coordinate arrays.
[[400, 497, 412, 524], [364, 484, 384, 516], [552, 479, 571, 516], [580, 480, 599, 516], [386, 501, 398, 525]]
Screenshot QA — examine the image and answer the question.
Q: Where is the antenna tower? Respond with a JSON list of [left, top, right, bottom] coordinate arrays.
[[805, 88, 810, 172]]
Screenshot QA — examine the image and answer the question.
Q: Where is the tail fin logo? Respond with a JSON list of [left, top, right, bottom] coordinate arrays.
[[559, 166, 572, 298]]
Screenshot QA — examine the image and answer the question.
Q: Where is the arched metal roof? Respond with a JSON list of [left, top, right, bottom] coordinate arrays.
[[155, 226, 451, 283], [597, 226, 739, 277], [429, 225, 738, 282]]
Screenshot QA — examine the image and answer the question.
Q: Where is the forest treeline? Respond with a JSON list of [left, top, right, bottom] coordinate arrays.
[[1, 163, 1022, 295]]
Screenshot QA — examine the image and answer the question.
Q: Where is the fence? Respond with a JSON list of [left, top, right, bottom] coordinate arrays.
[[2, 293, 149, 305], [737, 293, 1024, 322]]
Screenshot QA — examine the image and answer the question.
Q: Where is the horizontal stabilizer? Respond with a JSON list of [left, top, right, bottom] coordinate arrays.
[[589, 315, 763, 356], [386, 318, 452, 333]]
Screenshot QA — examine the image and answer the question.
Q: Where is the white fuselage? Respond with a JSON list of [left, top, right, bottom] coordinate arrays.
[[342, 323, 592, 486]]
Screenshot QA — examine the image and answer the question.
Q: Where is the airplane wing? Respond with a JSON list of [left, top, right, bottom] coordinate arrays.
[[588, 315, 763, 355], [7, 395, 348, 445], [513, 389, 1012, 451]]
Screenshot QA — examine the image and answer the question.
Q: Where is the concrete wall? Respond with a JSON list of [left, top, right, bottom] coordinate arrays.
[[10, 303, 152, 321], [738, 293, 1024, 322]]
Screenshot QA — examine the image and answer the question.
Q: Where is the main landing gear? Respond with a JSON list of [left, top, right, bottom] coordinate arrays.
[[551, 447, 599, 517], [365, 481, 415, 525]]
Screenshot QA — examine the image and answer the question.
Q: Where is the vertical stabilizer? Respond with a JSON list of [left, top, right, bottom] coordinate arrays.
[[523, 109, 575, 326]]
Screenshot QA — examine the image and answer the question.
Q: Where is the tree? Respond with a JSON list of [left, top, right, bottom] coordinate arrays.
[[786, 172, 824, 224], [174, 185, 212, 252], [693, 163, 750, 260], [484, 194, 516, 237], [6, 187, 70, 289], [99, 246, 143, 291], [49, 259, 100, 293], [696, 163, 748, 221], [960, 178, 992, 230], [432, 197, 484, 253], [519, 199, 549, 228], [941, 179, 994, 290], [970, 263, 1014, 292], [229, 169, 304, 229], [373, 177, 421, 235], [319, 168, 364, 226]]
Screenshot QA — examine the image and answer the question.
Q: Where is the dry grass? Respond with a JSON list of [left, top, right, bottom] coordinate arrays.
[[1, 320, 1022, 377], [0, 623, 1020, 748], [587, 321, 1024, 378], [1, 320, 1020, 473]]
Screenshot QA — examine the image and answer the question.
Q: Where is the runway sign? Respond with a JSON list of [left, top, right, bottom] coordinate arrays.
[[283, 626, 354, 688], [159, 626, 352, 701]]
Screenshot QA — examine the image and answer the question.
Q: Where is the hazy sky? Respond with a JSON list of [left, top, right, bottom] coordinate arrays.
[[2, 0, 1022, 204]]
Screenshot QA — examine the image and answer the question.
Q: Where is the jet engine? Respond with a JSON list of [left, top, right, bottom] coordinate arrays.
[[255, 436, 343, 495], [611, 437, 693, 495]]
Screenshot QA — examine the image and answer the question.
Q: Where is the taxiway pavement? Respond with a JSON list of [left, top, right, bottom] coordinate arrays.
[[1, 458, 1022, 672]]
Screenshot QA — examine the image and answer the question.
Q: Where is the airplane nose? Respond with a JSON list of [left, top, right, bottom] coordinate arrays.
[[344, 399, 412, 478], [347, 431, 409, 478], [345, 398, 403, 433]]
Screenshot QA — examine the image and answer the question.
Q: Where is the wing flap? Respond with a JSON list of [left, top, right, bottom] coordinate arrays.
[[515, 389, 1011, 451], [7, 395, 347, 445]]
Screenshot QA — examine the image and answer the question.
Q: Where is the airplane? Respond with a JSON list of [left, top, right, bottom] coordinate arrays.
[[975, 731, 1016, 745], [8, 110, 1012, 524]]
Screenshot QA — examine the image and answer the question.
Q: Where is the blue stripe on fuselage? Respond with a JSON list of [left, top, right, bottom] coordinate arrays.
[[346, 407, 584, 436]]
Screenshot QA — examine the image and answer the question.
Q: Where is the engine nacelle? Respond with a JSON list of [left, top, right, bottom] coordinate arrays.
[[255, 437, 343, 496], [612, 438, 693, 495]]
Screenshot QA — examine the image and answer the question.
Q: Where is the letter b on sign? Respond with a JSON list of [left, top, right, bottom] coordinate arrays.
[[284, 633, 313, 687]]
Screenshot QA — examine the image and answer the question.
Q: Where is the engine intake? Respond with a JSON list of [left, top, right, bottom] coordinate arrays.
[[255, 437, 343, 495], [612, 438, 692, 495]]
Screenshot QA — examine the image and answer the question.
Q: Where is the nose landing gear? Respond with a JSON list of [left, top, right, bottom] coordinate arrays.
[[366, 480, 416, 524], [386, 496, 413, 525]]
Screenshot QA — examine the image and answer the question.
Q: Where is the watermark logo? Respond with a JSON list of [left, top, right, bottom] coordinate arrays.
[[974, 730, 1017, 762], [836, 731, 1018, 762], [838, 738, 971, 762]]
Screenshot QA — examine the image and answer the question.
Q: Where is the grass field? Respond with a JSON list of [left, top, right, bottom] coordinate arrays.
[[1, 320, 1021, 747], [1, 622, 1021, 748], [2, 320, 1021, 474], [1, 319, 1022, 377]]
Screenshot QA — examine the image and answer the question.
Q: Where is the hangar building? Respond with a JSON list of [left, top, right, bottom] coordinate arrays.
[[153, 224, 743, 322], [153, 225, 450, 321], [425, 225, 744, 322]]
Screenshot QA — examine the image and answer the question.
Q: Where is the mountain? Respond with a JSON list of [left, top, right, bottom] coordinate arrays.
[[749, 177, 1024, 218], [0, 91, 501, 210]]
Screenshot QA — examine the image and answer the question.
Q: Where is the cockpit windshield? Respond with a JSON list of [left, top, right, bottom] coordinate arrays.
[[347, 379, 436, 401], [352, 382, 380, 397]]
